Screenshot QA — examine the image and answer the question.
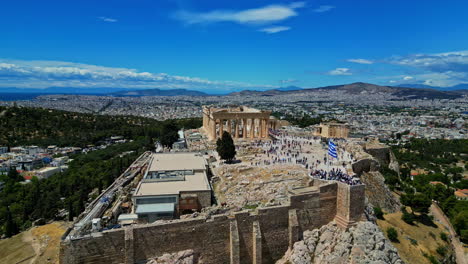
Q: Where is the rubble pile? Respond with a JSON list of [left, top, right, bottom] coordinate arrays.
[[213, 164, 309, 208]]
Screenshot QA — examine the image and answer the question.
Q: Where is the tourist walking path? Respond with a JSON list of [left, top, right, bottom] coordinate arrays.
[[430, 203, 467, 264]]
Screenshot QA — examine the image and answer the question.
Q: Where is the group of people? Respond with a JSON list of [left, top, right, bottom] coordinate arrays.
[[310, 168, 361, 185], [246, 130, 362, 186]]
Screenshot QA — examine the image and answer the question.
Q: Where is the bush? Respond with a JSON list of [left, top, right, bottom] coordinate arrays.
[[436, 245, 447, 257], [409, 238, 418, 245], [440, 232, 448, 242], [461, 230, 468, 244], [401, 208, 415, 225], [387, 227, 399, 242], [373, 207, 384, 220], [427, 255, 440, 264]]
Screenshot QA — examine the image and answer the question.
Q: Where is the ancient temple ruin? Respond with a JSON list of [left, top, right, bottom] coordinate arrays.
[[202, 106, 284, 141]]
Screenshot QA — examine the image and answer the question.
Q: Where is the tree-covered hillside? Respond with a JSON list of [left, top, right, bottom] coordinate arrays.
[[387, 139, 468, 242], [0, 106, 202, 237], [0, 105, 201, 147]]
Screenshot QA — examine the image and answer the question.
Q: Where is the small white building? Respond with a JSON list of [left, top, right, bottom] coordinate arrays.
[[36, 166, 61, 179]]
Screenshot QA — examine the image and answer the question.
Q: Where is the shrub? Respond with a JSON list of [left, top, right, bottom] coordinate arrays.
[[427, 255, 440, 264], [387, 227, 399, 242], [436, 245, 447, 257], [409, 238, 418, 245], [373, 207, 384, 220], [461, 230, 468, 244], [440, 232, 448, 242], [429, 232, 436, 239], [401, 208, 415, 225]]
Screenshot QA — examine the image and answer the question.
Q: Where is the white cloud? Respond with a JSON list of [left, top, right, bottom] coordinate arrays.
[[259, 26, 291, 34], [98, 17, 118, 23], [389, 80, 397, 83], [328, 68, 352, 76], [388, 50, 468, 73], [173, 2, 305, 25], [347, 58, 373, 64], [279, 79, 298, 84], [381, 50, 468, 87], [0, 59, 275, 90], [313, 5, 335, 13]]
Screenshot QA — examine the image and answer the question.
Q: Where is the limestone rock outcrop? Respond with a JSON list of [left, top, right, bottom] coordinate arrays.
[[344, 141, 401, 212], [278, 221, 403, 264]]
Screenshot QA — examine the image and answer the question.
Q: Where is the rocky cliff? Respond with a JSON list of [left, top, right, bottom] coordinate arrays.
[[345, 141, 401, 212], [277, 221, 403, 264]]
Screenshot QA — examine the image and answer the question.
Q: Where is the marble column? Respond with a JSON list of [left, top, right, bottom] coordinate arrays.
[[227, 119, 232, 135], [243, 119, 247, 139], [219, 119, 224, 138], [235, 119, 239, 138], [261, 119, 265, 138], [210, 119, 216, 140], [250, 119, 255, 138]]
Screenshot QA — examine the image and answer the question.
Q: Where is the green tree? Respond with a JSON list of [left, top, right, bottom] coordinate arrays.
[[160, 121, 179, 148], [452, 211, 467, 239], [216, 131, 236, 163], [400, 193, 431, 214], [8, 167, 23, 182], [373, 207, 384, 220], [4, 207, 18, 238]]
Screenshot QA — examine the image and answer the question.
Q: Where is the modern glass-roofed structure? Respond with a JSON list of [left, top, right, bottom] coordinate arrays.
[[132, 153, 212, 223]]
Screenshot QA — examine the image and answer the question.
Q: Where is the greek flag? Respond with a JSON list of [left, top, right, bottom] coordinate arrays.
[[328, 140, 338, 159]]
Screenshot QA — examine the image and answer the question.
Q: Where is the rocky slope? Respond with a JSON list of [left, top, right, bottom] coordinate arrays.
[[278, 221, 403, 264]]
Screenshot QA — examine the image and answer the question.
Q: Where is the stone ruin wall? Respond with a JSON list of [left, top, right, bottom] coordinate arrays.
[[344, 141, 401, 212], [60, 181, 365, 264]]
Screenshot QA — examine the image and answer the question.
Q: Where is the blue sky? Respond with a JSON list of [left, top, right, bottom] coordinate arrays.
[[1, 0, 468, 92]]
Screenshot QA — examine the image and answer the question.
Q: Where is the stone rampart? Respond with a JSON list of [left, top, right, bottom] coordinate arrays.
[[60, 181, 365, 264]]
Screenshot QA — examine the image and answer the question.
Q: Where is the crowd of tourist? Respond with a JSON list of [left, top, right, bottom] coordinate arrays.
[[246, 130, 362, 185], [310, 168, 361, 185]]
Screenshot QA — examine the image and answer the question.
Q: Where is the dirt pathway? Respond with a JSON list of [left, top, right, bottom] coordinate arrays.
[[19, 230, 40, 264], [430, 203, 467, 264]]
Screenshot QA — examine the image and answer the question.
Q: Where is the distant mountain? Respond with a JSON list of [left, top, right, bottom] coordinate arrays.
[[275, 86, 303, 91], [0, 87, 209, 96], [397, 83, 468, 91], [110, 88, 209, 97], [230, 82, 464, 99], [0, 87, 128, 94]]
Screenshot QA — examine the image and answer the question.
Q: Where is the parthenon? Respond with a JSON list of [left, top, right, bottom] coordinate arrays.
[[202, 106, 283, 141]]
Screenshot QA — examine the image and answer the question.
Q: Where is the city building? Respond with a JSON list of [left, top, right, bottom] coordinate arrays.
[[132, 153, 211, 223], [36, 166, 61, 179], [454, 189, 468, 200]]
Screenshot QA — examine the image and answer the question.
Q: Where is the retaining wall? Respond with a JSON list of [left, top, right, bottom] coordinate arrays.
[[60, 181, 365, 264]]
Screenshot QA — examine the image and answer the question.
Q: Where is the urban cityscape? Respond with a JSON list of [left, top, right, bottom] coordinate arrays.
[[0, 0, 467, 264]]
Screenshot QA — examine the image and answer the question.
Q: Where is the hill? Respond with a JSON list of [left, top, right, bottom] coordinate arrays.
[[230, 82, 464, 100]]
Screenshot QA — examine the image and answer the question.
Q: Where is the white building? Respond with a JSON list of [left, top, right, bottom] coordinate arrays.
[[132, 153, 211, 223]]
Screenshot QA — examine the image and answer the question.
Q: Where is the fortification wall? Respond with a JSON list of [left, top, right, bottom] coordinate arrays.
[[60, 181, 364, 264]]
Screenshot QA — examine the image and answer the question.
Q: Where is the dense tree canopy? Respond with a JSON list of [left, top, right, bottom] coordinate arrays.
[[0, 106, 202, 237]]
